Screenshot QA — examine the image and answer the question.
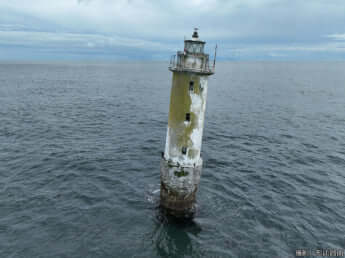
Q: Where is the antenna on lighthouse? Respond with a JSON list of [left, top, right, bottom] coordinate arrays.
[[213, 44, 218, 69]]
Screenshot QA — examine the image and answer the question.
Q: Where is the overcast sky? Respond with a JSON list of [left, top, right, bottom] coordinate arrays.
[[1, 0, 345, 61]]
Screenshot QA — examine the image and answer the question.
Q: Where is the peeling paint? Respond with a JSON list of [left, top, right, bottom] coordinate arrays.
[[164, 73, 208, 167], [160, 158, 202, 196]]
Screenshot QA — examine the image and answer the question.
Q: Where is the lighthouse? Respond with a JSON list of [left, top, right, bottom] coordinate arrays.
[[160, 29, 215, 218]]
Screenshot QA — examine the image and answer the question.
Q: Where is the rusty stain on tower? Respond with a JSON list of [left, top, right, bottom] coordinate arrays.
[[160, 28, 216, 218]]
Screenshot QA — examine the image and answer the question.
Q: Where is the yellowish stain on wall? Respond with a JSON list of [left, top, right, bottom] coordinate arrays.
[[167, 72, 202, 160]]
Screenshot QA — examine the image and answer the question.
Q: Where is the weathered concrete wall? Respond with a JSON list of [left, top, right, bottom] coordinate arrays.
[[161, 31, 214, 218], [161, 70, 208, 217], [164, 72, 208, 167], [160, 157, 202, 216]]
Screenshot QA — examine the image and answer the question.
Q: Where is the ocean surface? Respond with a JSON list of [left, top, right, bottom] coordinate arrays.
[[0, 62, 344, 257]]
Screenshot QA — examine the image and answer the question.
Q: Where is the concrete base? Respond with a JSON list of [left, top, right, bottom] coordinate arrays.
[[160, 158, 202, 218]]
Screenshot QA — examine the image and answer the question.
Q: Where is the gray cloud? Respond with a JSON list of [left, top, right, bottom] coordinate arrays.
[[1, 0, 345, 60]]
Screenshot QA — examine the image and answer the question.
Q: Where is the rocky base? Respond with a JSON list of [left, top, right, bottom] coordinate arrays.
[[159, 158, 202, 218], [160, 182, 197, 218]]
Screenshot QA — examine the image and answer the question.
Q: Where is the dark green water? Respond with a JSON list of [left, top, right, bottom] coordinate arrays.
[[0, 62, 344, 257]]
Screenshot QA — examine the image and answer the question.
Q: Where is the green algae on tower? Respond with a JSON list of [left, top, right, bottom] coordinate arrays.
[[160, 29, 216, 217]]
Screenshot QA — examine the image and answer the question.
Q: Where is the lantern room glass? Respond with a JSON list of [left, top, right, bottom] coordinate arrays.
[[185, 42, 204, 54]]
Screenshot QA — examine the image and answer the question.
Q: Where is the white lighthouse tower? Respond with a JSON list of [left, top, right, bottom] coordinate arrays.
[[160, 29, 215, 217]]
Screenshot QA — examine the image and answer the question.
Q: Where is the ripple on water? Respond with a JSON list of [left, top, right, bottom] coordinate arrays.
[[1, 62, 345, 257]]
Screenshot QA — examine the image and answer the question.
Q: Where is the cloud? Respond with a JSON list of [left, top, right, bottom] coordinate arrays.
[[1, 0, 345, 60], [326, 34, 345, 41], [0, 30, 175, 51]]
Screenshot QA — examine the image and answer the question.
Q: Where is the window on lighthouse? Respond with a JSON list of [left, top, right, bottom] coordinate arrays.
[[182, 147, 187, 155], [186, 113, 191, 122], [189, 81, 194, 91]]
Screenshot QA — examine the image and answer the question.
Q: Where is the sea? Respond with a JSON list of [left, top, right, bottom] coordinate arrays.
[[0, 62, 344, 257]]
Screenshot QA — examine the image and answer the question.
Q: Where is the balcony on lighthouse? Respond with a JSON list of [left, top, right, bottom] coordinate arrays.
[[169, 28, 215, 75]]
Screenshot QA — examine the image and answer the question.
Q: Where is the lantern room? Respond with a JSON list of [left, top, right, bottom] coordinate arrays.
[[184, 29, 205, 54], [169, 28, 214, 75]]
